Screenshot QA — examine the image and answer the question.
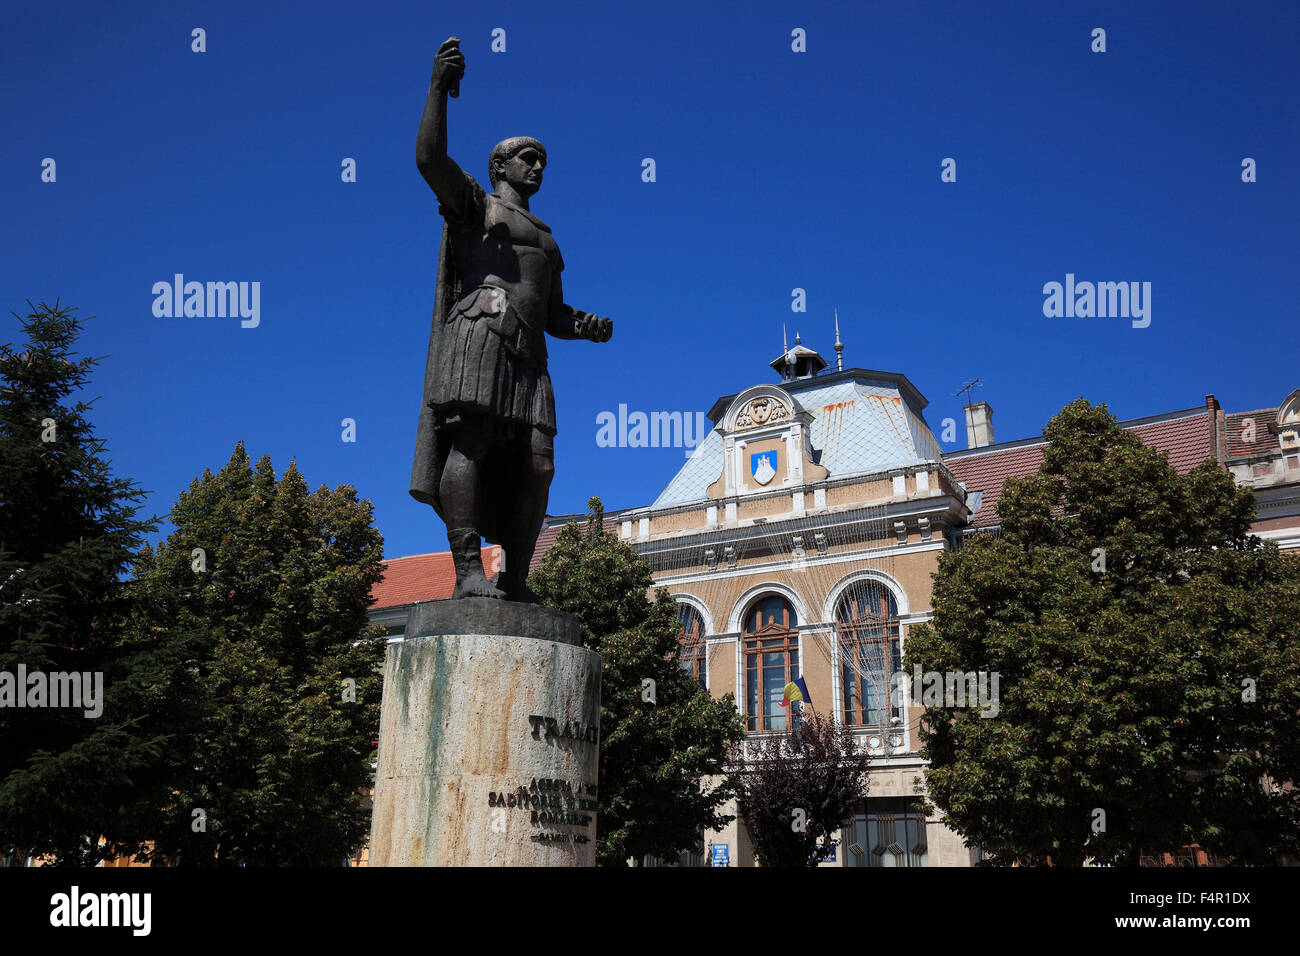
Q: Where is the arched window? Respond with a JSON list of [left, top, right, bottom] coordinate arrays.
[[677, 602, 707, 692], [836, 579, 902, 728], [743, 595, 799, 732]]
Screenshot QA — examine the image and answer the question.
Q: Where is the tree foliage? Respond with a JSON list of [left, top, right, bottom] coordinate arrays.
[[131, 443, 387, 865], [530, 497, 746, 866], [731, 710, 871, 867], [907, 398, 1300, 866], [0, 301, 192, 865]]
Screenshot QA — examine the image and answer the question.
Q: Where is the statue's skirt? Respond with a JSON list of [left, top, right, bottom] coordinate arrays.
[[426, 296, 556, 434]]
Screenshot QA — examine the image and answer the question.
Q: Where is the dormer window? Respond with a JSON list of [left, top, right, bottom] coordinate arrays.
[[1279, 389, 1300, 452]]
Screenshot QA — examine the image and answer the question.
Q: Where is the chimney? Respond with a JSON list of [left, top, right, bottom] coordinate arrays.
[[964, 402, 994, 449], [1206, 394, 1226, 464]]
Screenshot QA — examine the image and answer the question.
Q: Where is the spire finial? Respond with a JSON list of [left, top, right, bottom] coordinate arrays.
[[833, 308, 844, 372]]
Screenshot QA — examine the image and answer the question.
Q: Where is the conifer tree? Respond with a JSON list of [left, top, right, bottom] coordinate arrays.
[[0, 301, 190, 865]]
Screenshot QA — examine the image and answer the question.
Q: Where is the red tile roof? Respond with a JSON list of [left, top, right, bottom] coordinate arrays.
[[370, 546, 501, 611], [1129, 413, 1215, 473], [945, 411, 1213, 529], [1223, 409, 1280, 459], [944, 443, 1047, 529]]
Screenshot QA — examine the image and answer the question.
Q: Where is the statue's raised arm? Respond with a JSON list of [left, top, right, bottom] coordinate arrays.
[[416, 37, 469, 206]]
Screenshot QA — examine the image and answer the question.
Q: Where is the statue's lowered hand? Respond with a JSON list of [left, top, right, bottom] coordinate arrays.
[[580, 313, 613, 343]]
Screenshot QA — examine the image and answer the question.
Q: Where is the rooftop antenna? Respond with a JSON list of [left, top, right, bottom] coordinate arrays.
[[833, 308, 844, 372], [953, 378, 984, 406]]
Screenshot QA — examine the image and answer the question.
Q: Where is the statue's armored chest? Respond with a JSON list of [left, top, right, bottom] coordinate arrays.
[[483, 196, 559, 262]]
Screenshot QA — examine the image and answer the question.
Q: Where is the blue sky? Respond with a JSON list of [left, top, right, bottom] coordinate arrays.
[[3, 0, 1297, 559]]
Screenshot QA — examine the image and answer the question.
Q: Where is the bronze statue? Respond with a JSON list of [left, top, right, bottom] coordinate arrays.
[[410, 37, 614, 602]]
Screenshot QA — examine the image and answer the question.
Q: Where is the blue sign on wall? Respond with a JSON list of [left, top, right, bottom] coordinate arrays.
[[711, 843, 730, 867]]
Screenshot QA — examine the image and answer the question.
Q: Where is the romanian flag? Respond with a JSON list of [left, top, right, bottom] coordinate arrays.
[[781, 677, 811, 707]]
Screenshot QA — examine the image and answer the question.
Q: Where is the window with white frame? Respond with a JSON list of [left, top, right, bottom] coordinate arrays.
[[743, 595, 800, 732], [676, 602, 707, 692], [836, 579, 902, 729]]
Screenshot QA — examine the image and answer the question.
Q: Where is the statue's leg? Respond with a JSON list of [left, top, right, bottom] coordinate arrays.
[[440, 415, 506, 600], [497, 425, 554, 603]]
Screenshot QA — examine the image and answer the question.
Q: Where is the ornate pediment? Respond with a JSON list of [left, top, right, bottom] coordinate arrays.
[[735, 395, 791, 430]]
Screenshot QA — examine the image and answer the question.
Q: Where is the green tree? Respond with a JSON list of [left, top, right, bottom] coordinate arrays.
[[732, 710, 871, 867], [530, 497, 746, 866], [0, 301, 195, 865], [908, 398, 1300, 866], [132, 443, 387, 865]]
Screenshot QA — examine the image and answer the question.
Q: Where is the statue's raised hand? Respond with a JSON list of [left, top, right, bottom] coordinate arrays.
[[433, 37, 464, 96]]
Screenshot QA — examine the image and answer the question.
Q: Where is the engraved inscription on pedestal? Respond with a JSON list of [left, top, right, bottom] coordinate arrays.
[[482, 712, 602, 847], [490, 778, 598, 845]]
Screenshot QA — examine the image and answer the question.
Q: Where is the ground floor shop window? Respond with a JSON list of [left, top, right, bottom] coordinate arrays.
[[843, 798, 928, 867]]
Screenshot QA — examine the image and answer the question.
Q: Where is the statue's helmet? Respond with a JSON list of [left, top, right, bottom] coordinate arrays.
[[489, 137, 547, 189]]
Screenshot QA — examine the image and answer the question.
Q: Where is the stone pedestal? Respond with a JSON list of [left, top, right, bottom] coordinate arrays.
[[369, 599, 601, 866]]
